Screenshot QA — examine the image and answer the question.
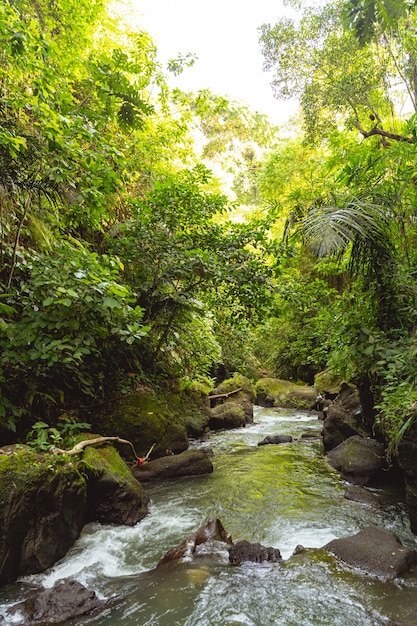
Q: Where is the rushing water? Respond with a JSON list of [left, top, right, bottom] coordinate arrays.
[[2, 406, 417, 625]]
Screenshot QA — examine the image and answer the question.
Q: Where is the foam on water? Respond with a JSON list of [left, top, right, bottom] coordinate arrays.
[[25, 495, 206, 591]]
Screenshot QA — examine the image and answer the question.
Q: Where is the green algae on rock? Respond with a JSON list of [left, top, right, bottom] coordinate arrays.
[[81, 444, 149, 525], [255, 377, 317, 410], [89, 387, 189, 459], [0, 446, 87, 585]]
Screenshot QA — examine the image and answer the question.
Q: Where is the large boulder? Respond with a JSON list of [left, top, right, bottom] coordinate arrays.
[[7, 580, 113, 625], [254, 378, 317, 410], [176, 383, 212, 438], [0, 446, 87, 585], [398, 420, 417, 533], [228, 540, 282, 565], [209, 402, 245, 430], [82, 444, 149, 525], [209, 374, 254, 424], [132, 449, 213, 483], [327, 435, 387, 485], [314, 369, 342, 399], [322, 383, 372, 451], [324, 526, 417, 580], [89, 387, 189, 459]]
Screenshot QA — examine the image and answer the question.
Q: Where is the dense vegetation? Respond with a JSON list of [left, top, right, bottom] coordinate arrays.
[[2, 0, 417, 455]]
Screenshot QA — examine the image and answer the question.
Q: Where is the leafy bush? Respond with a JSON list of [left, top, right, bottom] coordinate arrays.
[[26, 416, 91, 452], [108, 167, 273, 382], [0, 243, 148, 432], [256, 276, 338, 383]]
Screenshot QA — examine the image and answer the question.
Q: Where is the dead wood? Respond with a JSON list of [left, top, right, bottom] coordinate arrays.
[[51, 437, 140, 460], [209, 387, 243, 402]]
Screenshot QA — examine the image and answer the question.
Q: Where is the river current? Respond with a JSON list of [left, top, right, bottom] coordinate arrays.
[[1, 406, 417, 625]]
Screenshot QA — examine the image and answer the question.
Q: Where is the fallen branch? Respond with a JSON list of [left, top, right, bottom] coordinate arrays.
[[143, 442, 156, 462], [209, 387, 243, 401], [51, 436, 141, 460]]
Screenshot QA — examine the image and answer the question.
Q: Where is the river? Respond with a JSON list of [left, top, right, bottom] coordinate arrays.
[[1, 406, 417, 625]]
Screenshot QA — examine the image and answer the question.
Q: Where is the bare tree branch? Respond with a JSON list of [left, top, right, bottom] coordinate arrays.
[[354, 121, 415, 144]]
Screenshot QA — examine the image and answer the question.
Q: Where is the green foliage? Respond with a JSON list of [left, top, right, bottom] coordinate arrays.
[[256, 275, 339, 383], [374, 374, 417, 457], [167, 52, 197, 76], [259, 0, 411, 142], [0, 0, 173, 238], [25, 415, 91, 452], [342, 0, 408, 45], [173, 89, 279, 204], [327, 290, 390, 381], [0, 243, 148, 429], [213, 318, 262, 380], [26, 421, 63, 452], [108, 166, 273, 381]]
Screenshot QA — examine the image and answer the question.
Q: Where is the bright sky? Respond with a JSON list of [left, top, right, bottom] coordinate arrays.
[[125, 0, 299, 125]]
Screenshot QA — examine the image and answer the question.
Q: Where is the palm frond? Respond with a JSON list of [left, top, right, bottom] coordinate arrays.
[[302, 198, 390, 258]]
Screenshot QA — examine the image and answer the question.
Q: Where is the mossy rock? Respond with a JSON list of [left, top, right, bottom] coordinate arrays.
[[209, 402, 246, 430], [314, 370, 342, 397], [81, 445, 149, 525], [168, 383, 212, 438], [321, 384, 369, 451], [0, 446, 87, 585], [255, 378, 317, 410], [209, 374, 255, 425], [211, 374, 255, 402], [90, 388, 188, 459], [133, 449, 213, 482]]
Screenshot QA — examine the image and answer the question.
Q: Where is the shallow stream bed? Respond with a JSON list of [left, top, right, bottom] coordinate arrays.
[[1, 406, 417, 625]]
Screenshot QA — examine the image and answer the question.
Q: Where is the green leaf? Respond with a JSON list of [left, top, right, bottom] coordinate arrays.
[[103, 296, 121, 308]]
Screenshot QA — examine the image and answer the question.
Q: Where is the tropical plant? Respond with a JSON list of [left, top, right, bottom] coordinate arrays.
[[107, 166, 273, 380], [0, 243, 148, 432]]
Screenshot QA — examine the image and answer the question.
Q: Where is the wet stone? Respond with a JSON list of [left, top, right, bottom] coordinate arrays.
[[228, 540, 282, 565], [8, 580, 114, 625], [324, 526, 417, 580]]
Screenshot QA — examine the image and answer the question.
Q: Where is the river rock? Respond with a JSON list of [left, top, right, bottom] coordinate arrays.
[[179, 383, 212, 437], [0, 446, 87, 585], [209, 374, 254, 424], [82, 444, 149, 525], [89, 387, 189, 459], [397, 420, 417, 533], [8, 580, 113, 624], [132, 449, 213, 482], [258, 434, 293, 445], [344, 485, 381, 508], [255, 378, 317, 410], [209, 402, 246, 430], [300, 431, 321, 441], [314, 370, 342, 399], [228, 540, 282, 565], [326, 435, 387, 485], [157, 518, 233, 566], [321, 383, 371, 451], [324, 526, 417, 579]]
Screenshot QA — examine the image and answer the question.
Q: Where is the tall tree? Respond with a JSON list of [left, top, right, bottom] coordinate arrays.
[[259, 0, 417, 143]]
